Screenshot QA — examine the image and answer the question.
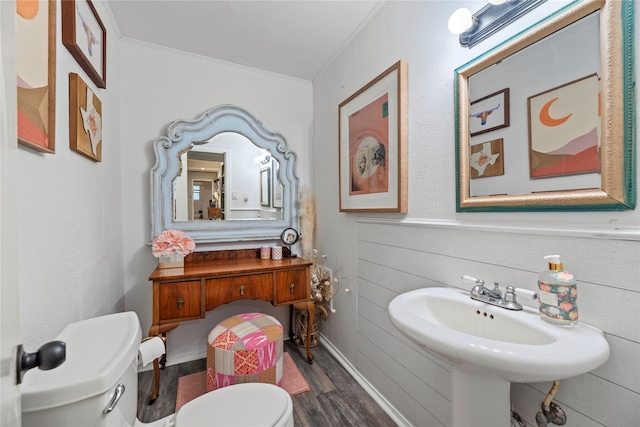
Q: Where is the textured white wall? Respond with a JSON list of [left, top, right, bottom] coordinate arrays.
[[118, 41, 313, 364], [313, 1, 639, 426], [17, 0, 124, 350]]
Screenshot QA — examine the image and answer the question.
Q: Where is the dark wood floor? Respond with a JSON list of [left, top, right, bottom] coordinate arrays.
[[137, 339, 397, 426]]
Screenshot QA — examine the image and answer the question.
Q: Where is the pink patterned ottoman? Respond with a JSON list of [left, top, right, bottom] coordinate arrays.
[[206, 312, 283, 391]]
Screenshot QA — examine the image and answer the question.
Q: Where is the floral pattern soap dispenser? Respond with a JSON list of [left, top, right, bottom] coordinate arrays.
[[538, 255, 578, 326]]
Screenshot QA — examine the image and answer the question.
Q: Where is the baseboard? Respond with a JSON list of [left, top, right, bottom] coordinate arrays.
[[318, 333, 414, 427]]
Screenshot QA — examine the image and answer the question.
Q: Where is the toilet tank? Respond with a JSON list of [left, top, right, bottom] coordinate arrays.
[[21, 312, 142, 427]]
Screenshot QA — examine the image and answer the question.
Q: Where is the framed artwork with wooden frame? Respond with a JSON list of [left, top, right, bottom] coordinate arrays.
[[528, 74, 600, 179], [470, 138, 505, 179], [17, 0, 56, 153], [69, 73, 102, 162], [469, 88, 510, 137], [339, 60, 408, 212], [62, 0, 106, 88]]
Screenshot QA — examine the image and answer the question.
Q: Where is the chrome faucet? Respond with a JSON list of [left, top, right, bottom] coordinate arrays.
[[462, 275, 535, 311]]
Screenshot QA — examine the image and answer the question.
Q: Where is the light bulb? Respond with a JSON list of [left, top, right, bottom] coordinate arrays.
[[448, 8, 474, 35], [488, 0, 508, 5]]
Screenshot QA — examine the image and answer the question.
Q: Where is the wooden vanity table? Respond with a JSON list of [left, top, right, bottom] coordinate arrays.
[[147, 249, 314, 402]]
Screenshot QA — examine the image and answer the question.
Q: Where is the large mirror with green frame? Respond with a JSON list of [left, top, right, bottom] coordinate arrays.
[[455, 0, 635, 212]]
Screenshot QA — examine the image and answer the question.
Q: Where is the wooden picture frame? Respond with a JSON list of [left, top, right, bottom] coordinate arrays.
[[469, 88, 510, 137], [62, 0, 106, 88], [470, 138, 504, 179], [17, 0, 56, 153], [339, 60, 408, 212], [69, 73, 102, 162], [528, 74, 600, 179]]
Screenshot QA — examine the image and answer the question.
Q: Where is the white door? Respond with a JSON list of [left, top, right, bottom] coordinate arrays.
[[1, 0, 21, 424]]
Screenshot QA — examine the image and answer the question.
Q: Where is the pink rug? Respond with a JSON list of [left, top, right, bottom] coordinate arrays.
[[175, 352, 309, 412]]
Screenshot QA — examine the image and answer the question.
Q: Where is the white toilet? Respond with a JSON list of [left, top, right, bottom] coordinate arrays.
[[21, 312, 294, 427]]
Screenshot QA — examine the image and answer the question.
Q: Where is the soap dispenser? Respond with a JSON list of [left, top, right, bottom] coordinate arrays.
[[538, 255, 578, 326]]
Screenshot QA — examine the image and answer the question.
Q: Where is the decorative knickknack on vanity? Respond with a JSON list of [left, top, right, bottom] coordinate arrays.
[[293, 248, 349, 348], [158, 253, 185, 269], [152, 229, 195, 269]]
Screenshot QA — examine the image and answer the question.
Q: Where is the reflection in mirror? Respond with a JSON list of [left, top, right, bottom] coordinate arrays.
[[455, 0, 635, 211], [175, 150, 225, 221], [469, 13, 601, 198], [151, 105, 299, 244], [173, 133, 283, 222]]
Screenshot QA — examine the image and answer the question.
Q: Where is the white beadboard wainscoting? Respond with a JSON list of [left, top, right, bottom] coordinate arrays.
[[354, 219, 639, 427]]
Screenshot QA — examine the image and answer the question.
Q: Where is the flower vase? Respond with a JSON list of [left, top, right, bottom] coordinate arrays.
[[158, 253, 184, 269]]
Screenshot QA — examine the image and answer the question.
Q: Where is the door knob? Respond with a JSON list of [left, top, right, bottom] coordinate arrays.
[[177, 297, 184, 309], [239, 284, 245, 296], [16, 341, 66, 384]]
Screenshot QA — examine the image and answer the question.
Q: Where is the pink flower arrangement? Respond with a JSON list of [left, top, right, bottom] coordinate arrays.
[[152, 229, 195, 258]]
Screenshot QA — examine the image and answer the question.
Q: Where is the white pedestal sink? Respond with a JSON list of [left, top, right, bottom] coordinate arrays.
[[389, 287, 610, 427]]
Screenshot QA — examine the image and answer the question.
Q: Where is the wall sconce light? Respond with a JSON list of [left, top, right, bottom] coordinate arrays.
[[254, 151, 271, 165], [449, 0, 547, 48]]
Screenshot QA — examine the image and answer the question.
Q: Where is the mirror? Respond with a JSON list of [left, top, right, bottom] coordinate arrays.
[[455, 0, 635, 211], [151, 105, 299, 244], [174, 134, 283, 221]]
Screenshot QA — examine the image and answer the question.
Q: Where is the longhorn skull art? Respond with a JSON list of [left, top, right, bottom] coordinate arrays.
[[470, 103, 501, 126]]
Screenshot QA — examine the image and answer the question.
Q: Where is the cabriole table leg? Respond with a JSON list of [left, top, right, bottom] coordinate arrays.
[[147, 323, 179, 404]]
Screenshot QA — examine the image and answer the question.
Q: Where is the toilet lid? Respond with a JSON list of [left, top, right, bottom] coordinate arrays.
[[175, 383, 292, 427]]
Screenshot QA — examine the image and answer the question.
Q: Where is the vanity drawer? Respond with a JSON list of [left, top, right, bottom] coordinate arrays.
[[205, 273, 273, 310], [275, 269, 308, 305], [158, 280, 202, 322]]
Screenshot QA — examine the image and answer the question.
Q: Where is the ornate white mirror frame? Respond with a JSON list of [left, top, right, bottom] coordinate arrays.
[[151, 105, 299, 244], [455, 0, 635, 212]]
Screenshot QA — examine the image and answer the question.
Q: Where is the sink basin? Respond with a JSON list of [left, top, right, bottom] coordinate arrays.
[[389, 287, 610, 427], [389, 287, 609, 382]]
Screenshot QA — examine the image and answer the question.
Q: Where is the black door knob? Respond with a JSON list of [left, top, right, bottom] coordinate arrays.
[[16, 340, 66, 384]]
